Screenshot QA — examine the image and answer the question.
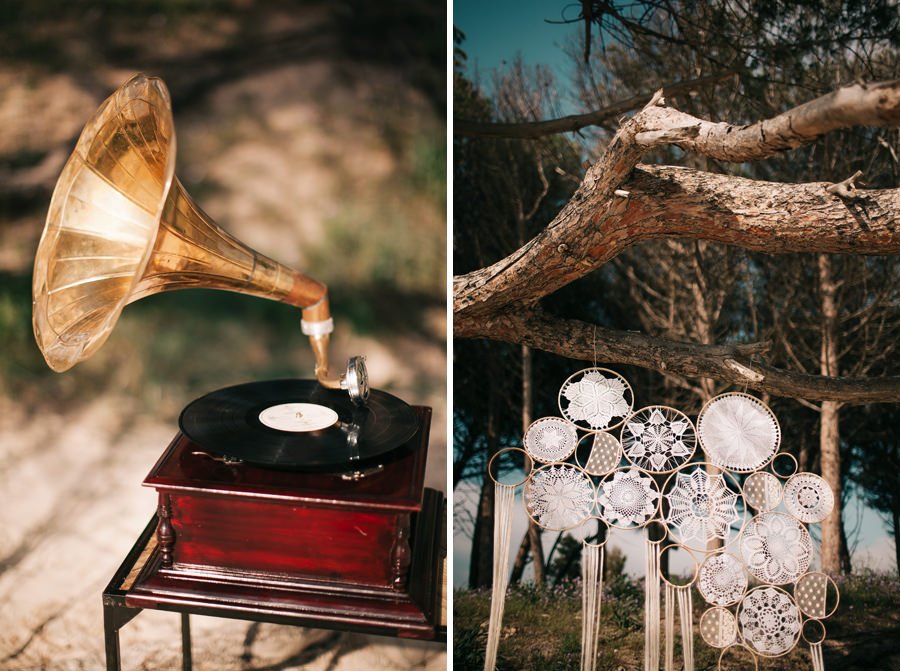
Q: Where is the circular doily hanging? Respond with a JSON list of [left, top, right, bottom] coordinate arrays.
[[794, 571, 839, 619], [523, 416, 579, 464], [740, 512, 811, 585], [577, 431, 622, 475], [737, 586, 801, 657], [783, 472, 834, 524], [558, 368, 634, 432], [621, 406, 696, 473], [596, 467, 660, 529], [697, 393, 781, 473], [524, 463, 595, 531], [662, 464, 742, 551], [700, 607, 738, 648], [698, 552, 748, 607], [742, 471, 783, 512]]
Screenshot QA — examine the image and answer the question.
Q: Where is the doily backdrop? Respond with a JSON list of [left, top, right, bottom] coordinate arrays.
[[484, 366, 840, 671]]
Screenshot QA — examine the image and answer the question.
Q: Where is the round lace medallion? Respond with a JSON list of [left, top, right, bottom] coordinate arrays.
[[524, 464, 595, 531], [742, 471, 782, 512], [559, 368, 634, 431], [794, 571, 839, 619], [740, 512, 811, 585], [596, 467, 660, 529], [737, 586, 801, 657], [697, 393, 780, 473], [578, 431, 622, 475], [523, 416, 579, 463], [700, 607, 738, 648], [783, 472, 834, 523], [662, 465, 741, 551], [621, 406, 697, 473], [698, 552, 748, 606]]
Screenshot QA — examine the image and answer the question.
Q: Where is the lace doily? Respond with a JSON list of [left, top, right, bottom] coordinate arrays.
[[523, 416, 579, 464], [698, 552, 747, 607], [742, 471, 782, 512], [525, 464, 595, 531], [697, 393, 780, 473], [740, 512, 811, 585], [783, 472, 834, 524], [559, 368, 633, 431], [621, 406, 696, 473], [596, 467, 660, 529], [580, 431, 622, 475], [663, 467, 740, 550], [738, 586, 801, 657], [794, 571, 839, 619], [700, 607, 738, 648]]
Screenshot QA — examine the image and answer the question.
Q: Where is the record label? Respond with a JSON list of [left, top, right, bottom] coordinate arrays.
[[258, 402, 339, 432]]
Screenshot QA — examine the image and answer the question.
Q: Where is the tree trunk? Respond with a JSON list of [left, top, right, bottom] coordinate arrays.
[[818, 254, 848, 574], [893, 509, 900, 580], [468, 401, 498, 588]]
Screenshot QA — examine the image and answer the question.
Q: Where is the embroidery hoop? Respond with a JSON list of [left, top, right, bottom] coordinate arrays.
[[739, 511, 812, 585], [700, 606, 739, 649], [801, 618, 827, 646], [696, 392, 781, 473], [660, 461, 745, 552], [742, 471, 783, 512], [783, 472, 835, 524], [523, 416, 580, 464], [524, 462, 595, 531], [794, 571, 840, 620], [596, 466, 661, 529], [658, 542, 699, 589], [558, 367, 634, 432], [718, 643, 760, 671], [736, 585, 802, 658], [620, 405, 697, 474], [575, 430, 623, 476], [770, 452, 799, 479], [488, 447, 532, 487], [697, 551, 749, 607]]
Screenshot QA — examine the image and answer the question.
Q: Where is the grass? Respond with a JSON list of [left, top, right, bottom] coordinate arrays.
[[454, 572, 900, 670]]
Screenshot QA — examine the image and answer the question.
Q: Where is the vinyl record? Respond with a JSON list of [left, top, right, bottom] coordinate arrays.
[[179, 379, 418, 471]]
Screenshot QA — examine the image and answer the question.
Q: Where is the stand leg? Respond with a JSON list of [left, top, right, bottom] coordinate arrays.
[[181, 612, 192, 671], [104, 604, 122, 671]]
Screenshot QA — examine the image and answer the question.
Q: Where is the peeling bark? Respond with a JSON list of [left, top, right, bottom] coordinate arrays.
[[454, 82, 900, 403]]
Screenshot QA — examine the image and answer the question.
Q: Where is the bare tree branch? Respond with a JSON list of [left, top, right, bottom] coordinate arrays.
[[454, 72, 734, 139], [458, 309, 900, 403]]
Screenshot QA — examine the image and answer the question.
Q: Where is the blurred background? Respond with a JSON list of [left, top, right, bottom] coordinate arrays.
[[0, 1, 445, 669]]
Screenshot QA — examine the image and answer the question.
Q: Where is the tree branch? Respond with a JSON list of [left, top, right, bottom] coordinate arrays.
[[457, 309, 900, 403], [453, 72, 734, 139]]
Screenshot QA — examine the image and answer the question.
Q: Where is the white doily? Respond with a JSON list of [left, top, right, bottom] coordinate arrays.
[[596, 468, 660, 528], [525, 464, 595, 531], [738, 586, 801, 657], [621, 406, 696, 473], [794, 571, 838, 619], [740, 512, 811, 585], [742, 471, 783, 512], [559, 368, 633, 431], [698, 552, 747, 607], [699, 607, 738, 648], [523, 416, 579, 464], [663, 467, 740, 550], [697, 393, 780, 473], [783, 472, 834, 524], [580, 431, 622, 475]]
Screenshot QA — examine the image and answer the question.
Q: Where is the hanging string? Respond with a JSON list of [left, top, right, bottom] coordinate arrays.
[[644, 536, 661, 671], [592, 324, 598, 368], [483, 482, 517, 671], [663, 582, 675, 671], [580, 542, 604, 671], [676, 586, 694, 671], [810, 642, 825, 671]]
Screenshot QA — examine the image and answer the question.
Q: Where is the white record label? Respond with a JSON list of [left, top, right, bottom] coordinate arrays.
[[258, 403, 339, 432]]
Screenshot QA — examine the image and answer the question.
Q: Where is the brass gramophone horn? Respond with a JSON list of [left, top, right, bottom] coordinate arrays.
[[32, 74, 367, 401]]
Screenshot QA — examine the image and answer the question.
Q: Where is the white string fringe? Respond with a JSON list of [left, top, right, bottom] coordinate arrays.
[[664, 583, 675, 671], [580, 542, 605, 671], [811, 642, 825, 671], [644, 537, 661, 671], [677, 586, 694, 671], [484, 482, 517, 671]]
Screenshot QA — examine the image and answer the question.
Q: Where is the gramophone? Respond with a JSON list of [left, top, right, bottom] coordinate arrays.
[[32, 74, 442, 640]]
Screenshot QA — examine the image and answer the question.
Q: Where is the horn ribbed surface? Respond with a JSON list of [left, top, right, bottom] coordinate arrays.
[[32, 74, 176, 372]]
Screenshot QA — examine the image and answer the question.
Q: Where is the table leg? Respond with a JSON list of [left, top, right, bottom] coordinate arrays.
[[104, 602, 141, 671], [181, 612, 192, 671]]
